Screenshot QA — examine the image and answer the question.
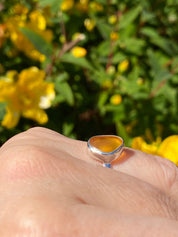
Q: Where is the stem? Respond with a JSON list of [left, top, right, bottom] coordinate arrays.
[[149, 79, 167, 99]]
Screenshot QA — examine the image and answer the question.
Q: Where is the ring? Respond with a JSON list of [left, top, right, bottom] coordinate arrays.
[[87, 135, 124, 168]]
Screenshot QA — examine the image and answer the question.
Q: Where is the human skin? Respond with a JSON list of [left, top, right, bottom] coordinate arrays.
[[0, 127, 177, 236]]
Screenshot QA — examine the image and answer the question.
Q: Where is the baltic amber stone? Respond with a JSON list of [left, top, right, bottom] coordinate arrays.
[[89, 135, 123, 153]]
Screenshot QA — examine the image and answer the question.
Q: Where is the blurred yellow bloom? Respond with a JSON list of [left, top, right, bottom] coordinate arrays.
[[110, 94, 122, 105], [59, 35, 66, 43], [102, 80, 113, 89], [29, 10, 46, 30], [4, 5, 53, 62], [110, 32, 119, 41], [106, 65, 116, 75], [0, 67, 55, 128], [71, 46, 87, 57], [137, 77, 144, 85], [89, 2, 103, 12], [84, 18, 96, 31], [75, 0, 89, 12], [72, 32, 85, 41], [108, 15, 117, 24], [60, 0, 74, 11], [80, 0, 89, 3], [132, 135, 178, 165], [157, 135, 178, 166], [118, 60, 129, 73], [12, 3, 29, 15], [132, 137, 162, 155]]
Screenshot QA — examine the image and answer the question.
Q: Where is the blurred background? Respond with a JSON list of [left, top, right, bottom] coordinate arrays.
[[0, 0, 178, 163]]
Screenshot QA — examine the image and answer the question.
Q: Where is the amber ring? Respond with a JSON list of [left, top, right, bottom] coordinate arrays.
[[87, 135, 124, 168]]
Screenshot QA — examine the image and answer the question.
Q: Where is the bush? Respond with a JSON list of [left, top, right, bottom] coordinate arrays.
[[0, 0, 178, 148]]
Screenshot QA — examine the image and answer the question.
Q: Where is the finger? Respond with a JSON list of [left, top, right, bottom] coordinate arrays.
[[0, 140, 178, 221], [113, 148, 178, 199], [1, 127, 178, 202]]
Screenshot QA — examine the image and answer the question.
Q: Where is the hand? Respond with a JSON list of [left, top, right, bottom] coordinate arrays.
[[0, 127, 178, 236]]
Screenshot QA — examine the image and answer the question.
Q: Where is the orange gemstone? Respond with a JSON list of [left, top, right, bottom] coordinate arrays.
[[90, 135, 122, 153], [88, 135, 124, 164]]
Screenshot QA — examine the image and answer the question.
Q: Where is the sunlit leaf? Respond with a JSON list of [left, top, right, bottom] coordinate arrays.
[[119, 6, 142, 29], [61, 53, 94, 71], [55, 81, 74, 106], [0, 102, 6, 121], [20, 28, 53, 57]]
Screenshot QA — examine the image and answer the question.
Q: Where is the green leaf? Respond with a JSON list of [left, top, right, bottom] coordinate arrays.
[[38, 0, 63, 12], [119, 6, 142, 29], [141, 27, 160, 38], [122, 38, 146, 55], [112, 52, 126, 64], [0, 102, 6, 121], [96, 19, 112, 38], [141, 27, 177, 56], [61, 53, 94, 71], [115, 121, 130, 146], [97, 41, 110, 56], [62, 122, 74, 137], [97, 91, 109, 115], [20, 28, 53, 57], [55, 81, 74, 106], [147, 50, 172, 82]]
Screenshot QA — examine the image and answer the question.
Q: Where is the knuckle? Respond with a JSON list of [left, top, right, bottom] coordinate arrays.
[[0, 144, 53, 180], [0, 142, 74, 181], [157, 156, 177, 191], [25, 126, 50, 135]]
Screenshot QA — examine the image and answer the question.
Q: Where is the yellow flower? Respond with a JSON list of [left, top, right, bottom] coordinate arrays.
[[137, 77, 144, 85], [106, 65, 116, 75], [108, 15, 117, 24], [102, 80, 113, 89], [71, 46, 87, 58], [75, 0, 89, 12], [131, 137, 161, 155], [59, 35, 66, 44], [0, 67, 55, 128], [118, 60, 129, 73], [84, 18, 96, 31], [89, 2, 103, 12], [12, 4, 29, 15], [157, 135, 178, 165], [110, 32, 119, 41], [4, 6, 53, 62], [60, 0, 74, 11], [132, 135, 178, 166], [110, 94, 122, 105], [29, 10, 46, 30], [72, 32, 85, 41]]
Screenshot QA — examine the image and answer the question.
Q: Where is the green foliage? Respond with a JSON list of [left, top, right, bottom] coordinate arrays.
[[0, 103, 7, 121], [0, 0, 178, 145], [20, 27, 53, 57]]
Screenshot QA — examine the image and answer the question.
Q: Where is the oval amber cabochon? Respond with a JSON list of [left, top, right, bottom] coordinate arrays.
[[90, 135, 122, 153]]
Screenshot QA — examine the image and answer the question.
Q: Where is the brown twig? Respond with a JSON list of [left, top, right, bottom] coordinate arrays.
[[58, 34, 85, 58], [149, 79, 168, 99], [105, 41, 114, 71], [58, 11, 68, 43], [45, 33, 85, 76]]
